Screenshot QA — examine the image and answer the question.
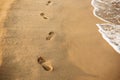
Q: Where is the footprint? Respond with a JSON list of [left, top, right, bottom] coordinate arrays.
[[43, 16, 48, 19], [40, 13, 45, 16], [38, 56, 46, 64], [46, 0, 52, 6], [38, 56, 53, 71], [40, 13, 48, 19], [46, 31, 55, 40], [41, 63, 53, 71]]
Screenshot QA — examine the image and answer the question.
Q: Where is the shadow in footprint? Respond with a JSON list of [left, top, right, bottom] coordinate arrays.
[[46, 31, 55, 40], [40, 13, 48, 19], [38, 56, 46, 64], [41, 63, 53, 71], [46, 0, 52, 6], [37, 56, 53, 71]]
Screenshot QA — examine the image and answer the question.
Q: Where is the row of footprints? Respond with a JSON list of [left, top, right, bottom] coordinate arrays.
[[39, 1, 55, 71], [40, 0, 52, 19]]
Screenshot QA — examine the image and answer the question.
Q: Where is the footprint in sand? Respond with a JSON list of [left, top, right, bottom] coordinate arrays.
[[46, 31, 55, 40], [38, 56, 53, 71], [41, 63, 53, 71], [40, 12, 48, 19], [38, 56, 46, 64], [46, 0, 52, 6]]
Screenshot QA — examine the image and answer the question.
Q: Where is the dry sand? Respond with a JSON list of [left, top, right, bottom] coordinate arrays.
[[0, 0, 120, 80]]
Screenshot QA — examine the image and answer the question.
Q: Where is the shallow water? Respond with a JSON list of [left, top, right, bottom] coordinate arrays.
[[92, 0, 120, 53]]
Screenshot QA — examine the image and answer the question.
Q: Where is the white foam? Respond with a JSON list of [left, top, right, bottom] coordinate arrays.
[[97, 24, 120, 53], [91, 0, 111, 23], [91, 0, 120, 54]]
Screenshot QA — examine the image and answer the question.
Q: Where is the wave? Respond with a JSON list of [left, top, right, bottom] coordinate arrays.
[[91, 0, 120, 54]]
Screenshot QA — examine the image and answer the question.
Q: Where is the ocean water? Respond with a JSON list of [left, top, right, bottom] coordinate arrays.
[[91, 0, 120, 53]]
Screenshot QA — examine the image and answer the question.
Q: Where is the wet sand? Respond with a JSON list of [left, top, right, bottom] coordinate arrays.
[[0, 0, 15, 66], [0, 0, 120, 80]]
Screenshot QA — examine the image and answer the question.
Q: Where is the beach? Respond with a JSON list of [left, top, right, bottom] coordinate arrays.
[[0, 0, 120, 80]]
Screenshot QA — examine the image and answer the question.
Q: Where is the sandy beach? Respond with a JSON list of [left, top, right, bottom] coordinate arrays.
[[0, 0, 120, 80]]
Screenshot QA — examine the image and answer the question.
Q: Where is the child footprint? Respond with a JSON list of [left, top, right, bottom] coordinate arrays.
[[40, 13, 48, 19], [46, 31, 55, 40]]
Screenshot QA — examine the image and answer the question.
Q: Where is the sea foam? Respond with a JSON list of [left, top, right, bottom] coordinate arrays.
[[91, 0, 120, 53]]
